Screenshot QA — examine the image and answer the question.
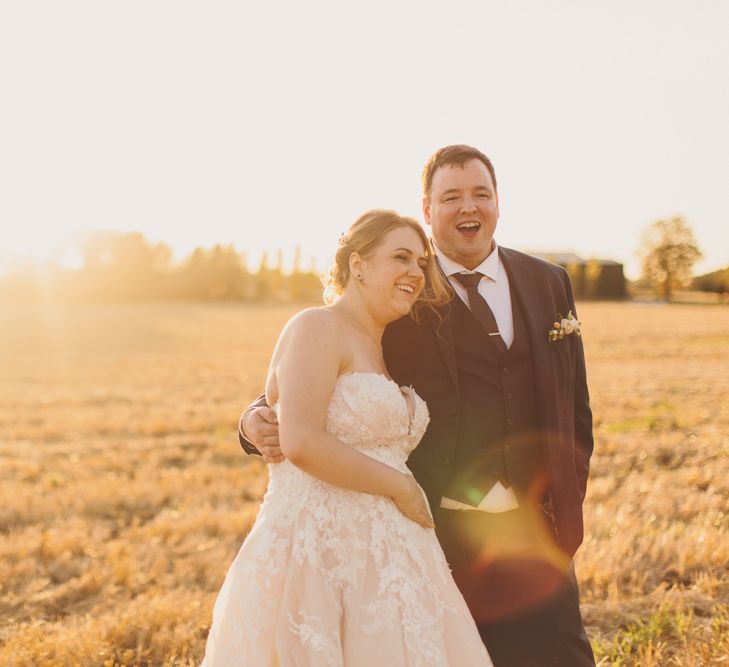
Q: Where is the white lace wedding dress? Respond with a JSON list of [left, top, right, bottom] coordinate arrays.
[[202, 372, 492, 666]]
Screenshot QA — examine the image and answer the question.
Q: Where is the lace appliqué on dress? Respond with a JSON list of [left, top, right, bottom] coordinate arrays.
[[201, 373, 492, 667]]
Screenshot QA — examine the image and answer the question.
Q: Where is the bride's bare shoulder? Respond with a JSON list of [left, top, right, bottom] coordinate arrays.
[[281, 305, 341, 336], [266, 307, 349, 405], [272, 306, 346, 356]]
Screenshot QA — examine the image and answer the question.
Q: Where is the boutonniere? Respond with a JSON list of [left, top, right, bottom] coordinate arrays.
[[548, 311, 581, 342]]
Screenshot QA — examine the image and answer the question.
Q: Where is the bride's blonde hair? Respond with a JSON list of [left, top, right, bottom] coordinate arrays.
[[323, 209, 451, 314]]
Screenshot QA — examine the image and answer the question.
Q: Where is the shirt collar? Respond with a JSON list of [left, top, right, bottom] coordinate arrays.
[[434, 240, 501, 282]]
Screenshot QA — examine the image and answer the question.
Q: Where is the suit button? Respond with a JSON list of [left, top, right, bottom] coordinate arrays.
[[506, 392, 513, 400], [506, 417, 513, 425], [502, 367, 509, 374], [443, 456, 451, 465], [448, 408, 457, 417]]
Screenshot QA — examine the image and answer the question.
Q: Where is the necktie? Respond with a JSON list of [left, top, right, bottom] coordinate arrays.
[[453, 272, 508, 354]]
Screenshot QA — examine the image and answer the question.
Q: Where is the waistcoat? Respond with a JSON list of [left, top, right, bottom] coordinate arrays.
[[442, 287, 549, 506]]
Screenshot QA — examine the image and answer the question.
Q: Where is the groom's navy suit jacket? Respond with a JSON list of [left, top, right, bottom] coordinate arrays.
[[383, 247, 593, 557], [240, 246, 593, 557]]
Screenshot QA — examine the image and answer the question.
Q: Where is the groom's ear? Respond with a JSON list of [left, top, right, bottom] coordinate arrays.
[[422, 197, 432, 226]]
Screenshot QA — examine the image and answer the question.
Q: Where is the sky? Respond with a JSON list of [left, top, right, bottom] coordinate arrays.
[[1, 0, 728, 279]]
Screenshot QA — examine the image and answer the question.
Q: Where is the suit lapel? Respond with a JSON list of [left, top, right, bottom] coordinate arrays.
[[422, 301, 458, 393], [501, 248, 542, 347], [426, 256, 460, 394], [500, 248, 559, 423]]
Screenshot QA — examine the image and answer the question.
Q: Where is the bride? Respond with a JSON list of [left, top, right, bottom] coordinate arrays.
[[201, 210, 492, 666]]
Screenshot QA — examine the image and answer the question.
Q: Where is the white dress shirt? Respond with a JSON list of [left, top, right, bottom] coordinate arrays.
[[434, 242, 514, 349], [435, 241, 520, 513]]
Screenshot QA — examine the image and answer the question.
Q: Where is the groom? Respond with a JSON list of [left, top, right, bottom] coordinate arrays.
[[240, 145, 595, 666]]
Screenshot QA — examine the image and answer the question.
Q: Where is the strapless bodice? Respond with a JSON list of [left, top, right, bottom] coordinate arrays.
[[269, 372, 429, 480], [324, 372, 429, 461]]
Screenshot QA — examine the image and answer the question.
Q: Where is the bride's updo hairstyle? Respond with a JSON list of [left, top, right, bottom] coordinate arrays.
[[323, 209, 451, 314]]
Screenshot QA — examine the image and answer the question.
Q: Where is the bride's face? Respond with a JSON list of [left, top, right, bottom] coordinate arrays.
[[356, 227, 427, 319]]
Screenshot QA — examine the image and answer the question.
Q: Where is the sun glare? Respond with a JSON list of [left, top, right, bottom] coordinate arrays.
[[2, 228, 66, 261], [0, 227, 92, 269], [57, 247, 84, 271]]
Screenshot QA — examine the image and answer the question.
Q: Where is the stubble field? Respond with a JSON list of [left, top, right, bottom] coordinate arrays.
[[1, 301, 728, 666]]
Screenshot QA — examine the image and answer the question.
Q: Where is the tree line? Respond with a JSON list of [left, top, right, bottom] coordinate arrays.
[[0, 231, 324, 303], [0, 217, 724, 303]]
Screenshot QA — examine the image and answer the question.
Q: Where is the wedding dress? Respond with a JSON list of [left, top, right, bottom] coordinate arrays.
[[202, 372, 492, 666]]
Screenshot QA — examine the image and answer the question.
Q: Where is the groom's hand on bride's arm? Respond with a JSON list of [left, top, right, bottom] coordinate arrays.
[[239, 398, 284, 463]]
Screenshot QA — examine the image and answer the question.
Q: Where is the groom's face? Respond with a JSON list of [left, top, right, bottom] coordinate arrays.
[[423, 158, 499, 270]]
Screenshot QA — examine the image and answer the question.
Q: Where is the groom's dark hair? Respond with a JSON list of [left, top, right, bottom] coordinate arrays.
[[422, 144, 497, 202]]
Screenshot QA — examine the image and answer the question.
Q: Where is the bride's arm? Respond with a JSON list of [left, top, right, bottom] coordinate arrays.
[[266, 309, 432, 528]]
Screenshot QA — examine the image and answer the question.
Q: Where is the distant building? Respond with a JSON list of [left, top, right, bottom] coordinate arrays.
[[531, 252, 626, 300]]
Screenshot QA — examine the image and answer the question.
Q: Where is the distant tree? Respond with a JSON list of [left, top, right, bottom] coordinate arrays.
[[208, 244, 246, 299], [639, 217, 702, 302], [80, 231, 171, 298], [584, 259, 603, 300], [290, 246, 304, 299], [255, 251, 270, 301], [179, 244, 246, 299], [693, 266, 729, 302], [564, 262, 585, 299]]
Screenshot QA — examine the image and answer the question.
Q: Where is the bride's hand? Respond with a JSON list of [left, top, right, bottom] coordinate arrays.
[[392, 474, 434, 529]]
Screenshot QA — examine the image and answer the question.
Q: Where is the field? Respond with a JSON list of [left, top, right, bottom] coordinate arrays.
[[1, 301, 728, 666]]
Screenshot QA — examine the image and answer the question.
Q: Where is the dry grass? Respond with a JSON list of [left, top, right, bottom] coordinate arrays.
[[1, 301, 727, 666]]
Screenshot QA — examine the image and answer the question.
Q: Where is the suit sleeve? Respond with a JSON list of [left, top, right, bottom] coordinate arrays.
[[238, 393, 268, 456], [563, 270, 594, 503]]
